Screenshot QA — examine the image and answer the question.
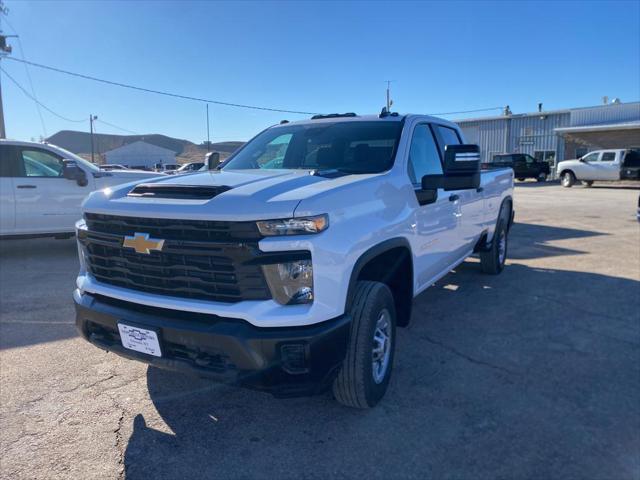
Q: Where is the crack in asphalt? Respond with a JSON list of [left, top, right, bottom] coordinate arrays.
[[112, 399, 127, 480], [58, 374, 116, 394], [419, 335, 520, 376]]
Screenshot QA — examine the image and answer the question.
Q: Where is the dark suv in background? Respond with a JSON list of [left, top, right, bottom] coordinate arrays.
[[483, 153, 551, 182]]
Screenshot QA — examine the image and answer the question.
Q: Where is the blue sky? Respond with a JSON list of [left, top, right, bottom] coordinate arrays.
[[2, 0, 639, 144]]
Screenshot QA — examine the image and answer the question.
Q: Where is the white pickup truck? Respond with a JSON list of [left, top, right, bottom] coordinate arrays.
[[0, 140, 164, 238], [73, 112, 514, 408], [557, 149, 640, 187]]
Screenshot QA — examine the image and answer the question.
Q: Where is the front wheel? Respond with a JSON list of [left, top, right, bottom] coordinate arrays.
[[584, 180, 593, 187], [333, 281, 396, 409], [561, 171, 576, 187]]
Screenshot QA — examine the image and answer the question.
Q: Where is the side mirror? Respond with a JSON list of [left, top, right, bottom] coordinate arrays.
[[62, 160, 88, 186], [442, 144, 481, 190], [207, 152, 220, 170], [579, 157, 586, 163]]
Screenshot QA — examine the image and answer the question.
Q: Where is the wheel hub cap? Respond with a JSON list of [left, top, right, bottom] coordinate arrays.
[[372, 309, 392, 384], [498, 230, 507, 264]]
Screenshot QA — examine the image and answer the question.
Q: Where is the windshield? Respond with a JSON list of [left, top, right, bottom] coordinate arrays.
[[222, 121, 403, 173]]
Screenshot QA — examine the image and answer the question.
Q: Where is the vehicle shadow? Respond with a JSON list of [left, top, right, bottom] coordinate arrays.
[[508, 222, 607, 259], [0, 238, 79, 350], [123, 262, 640, 479]]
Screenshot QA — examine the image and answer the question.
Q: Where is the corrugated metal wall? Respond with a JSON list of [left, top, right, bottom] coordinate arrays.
[[570, 102, 640, 126], [458, 113, 570, 162]]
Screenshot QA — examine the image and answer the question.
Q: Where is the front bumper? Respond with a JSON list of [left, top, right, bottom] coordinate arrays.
[[74, 290, 351, 397]]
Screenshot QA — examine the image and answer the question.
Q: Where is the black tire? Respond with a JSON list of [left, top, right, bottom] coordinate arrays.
[[517, 178, 525, 182], [333, 281, 396, 409], [584, 180, 593, 187], [561, 171, 575, 187], [480, 217, 508, 275]]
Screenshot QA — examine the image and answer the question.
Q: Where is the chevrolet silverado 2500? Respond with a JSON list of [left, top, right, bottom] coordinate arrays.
[[73, 112, 514, 408], [0, 140, 164, 238]]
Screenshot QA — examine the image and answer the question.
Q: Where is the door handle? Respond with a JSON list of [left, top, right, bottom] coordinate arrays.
[[17, 185, 37, 189], [449, 194, 459, 202]]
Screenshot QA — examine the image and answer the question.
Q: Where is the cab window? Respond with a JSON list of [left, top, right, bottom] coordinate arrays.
[[19, 149, 64, 177], [582, 152, 600, 163], [601, 152, 616, 162], [436, 125, 461, 147], [407, 124, 443, 186]]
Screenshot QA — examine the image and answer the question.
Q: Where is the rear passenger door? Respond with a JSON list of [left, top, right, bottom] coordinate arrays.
[[433, 124, 485, 254], [407, 123, 461, 289], [0, 145, 17, 235], [598, 151, 621, 180]]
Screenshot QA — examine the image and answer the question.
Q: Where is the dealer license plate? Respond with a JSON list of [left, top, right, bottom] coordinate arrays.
[[118, 323, 162, 357]]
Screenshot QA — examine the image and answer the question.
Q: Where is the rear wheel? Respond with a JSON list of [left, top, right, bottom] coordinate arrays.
[[333, 281, 396, 409], [584, 180, 593, 187], [517, 178, 525, 182], [480, 218, 508, 275], [561, 171, 575, 187]]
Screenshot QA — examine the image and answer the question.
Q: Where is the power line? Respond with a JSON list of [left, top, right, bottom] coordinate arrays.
[[96, 118, 138, 135], [6, 56, 321, 115], [0, 65, 85, 122], [1, 15, 47, 137]]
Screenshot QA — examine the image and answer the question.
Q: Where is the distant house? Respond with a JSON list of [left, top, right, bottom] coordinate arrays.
[[104, 141, 177, 169]]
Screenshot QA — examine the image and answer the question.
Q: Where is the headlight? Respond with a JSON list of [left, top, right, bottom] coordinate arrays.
[[256, 214, 328, 236], [262, 259, 313, 305], [75, 219, 89, 272]]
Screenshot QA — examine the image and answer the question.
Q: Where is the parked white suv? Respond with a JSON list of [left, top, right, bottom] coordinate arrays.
[[0, 140, 164, 238], [73, 112, 514, 408], [557, 149, 640, 187]]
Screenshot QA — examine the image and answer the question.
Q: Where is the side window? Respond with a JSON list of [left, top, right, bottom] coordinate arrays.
[[601, 152, 616, 162], [19, 149, 64, 177], [582, 152, 600, 163], [0, 145, 18, 177], [436, 125, 461, 147], [407, 124, 443, 185]]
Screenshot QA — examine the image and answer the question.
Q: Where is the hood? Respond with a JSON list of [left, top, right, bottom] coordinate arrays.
[[83, 168, 384, 221]]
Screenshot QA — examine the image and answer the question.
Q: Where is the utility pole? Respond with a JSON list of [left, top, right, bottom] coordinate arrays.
[[206, 103, 210, 152], [89, 114, 98, 163], [0, 1, 13, 139]]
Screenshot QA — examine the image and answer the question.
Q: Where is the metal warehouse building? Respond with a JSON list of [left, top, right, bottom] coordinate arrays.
[[456, 101, 640, 177], [104, 141, 177, 170]]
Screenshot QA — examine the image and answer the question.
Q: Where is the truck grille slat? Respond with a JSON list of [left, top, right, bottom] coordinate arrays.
[[81, 214, 272, 303]]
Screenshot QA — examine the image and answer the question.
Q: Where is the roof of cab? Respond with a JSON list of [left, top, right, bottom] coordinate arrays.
[[270, 113, 460, 130]]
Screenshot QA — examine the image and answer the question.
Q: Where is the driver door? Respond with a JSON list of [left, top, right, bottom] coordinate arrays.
[[13, 146, 95, 234]]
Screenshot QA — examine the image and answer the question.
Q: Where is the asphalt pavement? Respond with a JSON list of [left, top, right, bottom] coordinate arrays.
[[1, 182, 639, 479]]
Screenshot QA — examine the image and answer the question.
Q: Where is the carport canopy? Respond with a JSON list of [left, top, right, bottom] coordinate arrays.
[[555, 121, 640, 149]]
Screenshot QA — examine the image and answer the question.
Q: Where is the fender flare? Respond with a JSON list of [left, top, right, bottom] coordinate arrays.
[[344, 237, 413, 312]]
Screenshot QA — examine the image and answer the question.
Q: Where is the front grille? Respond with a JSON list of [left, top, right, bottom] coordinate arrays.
[[81, 214, 272, 303]]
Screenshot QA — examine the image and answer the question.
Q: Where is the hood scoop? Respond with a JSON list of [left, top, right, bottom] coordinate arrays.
[[128, 183, 231, 200]]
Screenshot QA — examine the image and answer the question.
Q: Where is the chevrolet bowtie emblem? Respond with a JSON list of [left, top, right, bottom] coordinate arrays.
[[122, 233, 165, 254]]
